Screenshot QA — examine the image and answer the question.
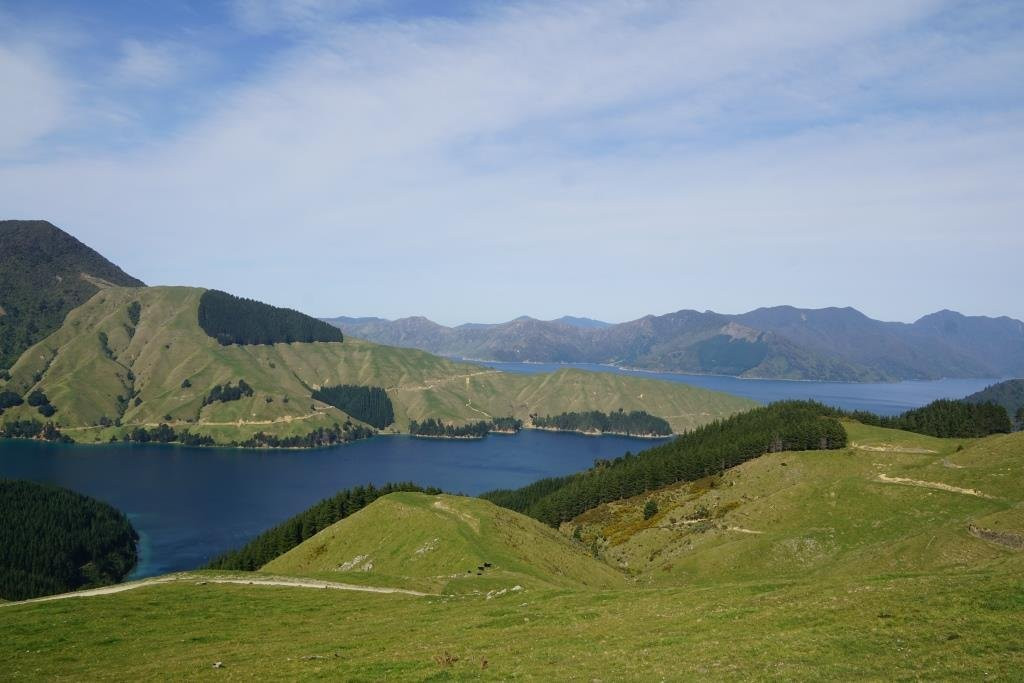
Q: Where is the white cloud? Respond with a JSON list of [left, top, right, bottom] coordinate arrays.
[[0, 0, 1022, 322], [0, 44, 68, 155]]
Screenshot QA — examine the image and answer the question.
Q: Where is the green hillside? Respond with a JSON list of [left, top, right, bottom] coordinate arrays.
[[569, 423, 1024, 585], [263, 492, 624, 592], [0, 286, 754, 444], [0, 220, 144, 370], [1, 426, 1022, 678]]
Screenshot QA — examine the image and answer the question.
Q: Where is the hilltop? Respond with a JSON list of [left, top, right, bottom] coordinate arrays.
[[263, 492, 624, 592], [0, 220, 144, 370], [330, 305, 1024, 381], [2, 424, 1022, 678], [0, 285, 753, 445]]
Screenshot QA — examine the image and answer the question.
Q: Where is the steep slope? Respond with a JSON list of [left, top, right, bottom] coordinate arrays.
[[0, 286, 753, 443], [331, 305, 1024, 381], [263, 492, 624, 592], [569, 424, 1024, 585], [0, 220, 144, 369]]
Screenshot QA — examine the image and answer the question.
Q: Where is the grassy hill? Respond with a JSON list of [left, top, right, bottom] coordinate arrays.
[[568, 423, 1024, 585], [1, 425, 1022, 678], [0, 286, 754, 444], [263, 492, 624, 593], [0, 220, 144, 370]]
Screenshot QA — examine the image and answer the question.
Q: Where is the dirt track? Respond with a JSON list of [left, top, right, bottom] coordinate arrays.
[[1, 574, 428, 608]]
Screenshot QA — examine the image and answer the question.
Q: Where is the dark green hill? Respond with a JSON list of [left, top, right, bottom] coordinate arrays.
[[0, 479, 138, 600], [0, 220, 144, 369], [964, 379, 1024, 430]]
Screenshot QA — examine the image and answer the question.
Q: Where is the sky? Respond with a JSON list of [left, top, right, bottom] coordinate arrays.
[[1, 0, 1022, 326]]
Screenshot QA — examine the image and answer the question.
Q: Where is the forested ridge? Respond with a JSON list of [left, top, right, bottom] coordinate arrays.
[[533, 409, 672, 436], [482, 401, 847, 527], [207, 482, 440, 570], [963, 379, 1024, 431], [311, 385, 394, 429], [0, 479, 138, 601], [197, 289, 343, 346], [836, 399, 1012, 438]]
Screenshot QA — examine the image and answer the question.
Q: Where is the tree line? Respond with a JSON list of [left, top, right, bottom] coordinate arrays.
[[236, 422, 374, 448], [0, 479, 138, 601], [409, 418, 492, 438], [118, 424, 215, 446], [197, 289, 343, 346], [207, 482, 440, 571], [311, 384, 394, 429], [0, 419, 70, 442], [481, 401, 847, 527], [832, 399, 1012, 438], [532, 409, 672, 436]]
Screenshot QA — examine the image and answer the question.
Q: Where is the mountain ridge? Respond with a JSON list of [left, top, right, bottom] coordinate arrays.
[[0, 220, 144, 369], [327, 305, 1024, 381]]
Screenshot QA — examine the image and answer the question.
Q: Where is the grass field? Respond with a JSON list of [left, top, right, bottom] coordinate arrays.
[[263, 492, 624, 593], [1, 424, 1021, 679], [0, 286, 754, 444]]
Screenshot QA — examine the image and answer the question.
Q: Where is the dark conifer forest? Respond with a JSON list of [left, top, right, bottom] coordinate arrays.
[[533, 409, 672, 436], [311, 385, 395, 429], [197, 289, 343, 346], [207, 482, 440, 570], [0, 479, 138, 601], [409, 418, 492, 438], [837, 399, 1012, 438]]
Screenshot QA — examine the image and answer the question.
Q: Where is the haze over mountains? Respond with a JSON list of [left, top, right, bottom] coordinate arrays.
[[326, 307, 1024, 382]]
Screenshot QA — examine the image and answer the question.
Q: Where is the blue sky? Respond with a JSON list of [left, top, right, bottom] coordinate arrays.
[[1, 0, 1022, 325]]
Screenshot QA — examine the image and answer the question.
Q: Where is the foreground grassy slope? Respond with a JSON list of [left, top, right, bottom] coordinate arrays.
[[0, 286, 754, 443], [2, 561, 1021, 678], [570, 424, 1024, 585], [263, 492, 623, 593], [1, 427, 1022, 678]]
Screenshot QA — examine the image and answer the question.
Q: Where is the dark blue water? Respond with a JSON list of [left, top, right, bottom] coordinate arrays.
[[457, 359, 1000, 416], [0, 431, 657, 579]]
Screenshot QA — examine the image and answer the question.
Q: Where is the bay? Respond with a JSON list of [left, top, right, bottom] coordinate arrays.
[[0, 431, 659, 579]]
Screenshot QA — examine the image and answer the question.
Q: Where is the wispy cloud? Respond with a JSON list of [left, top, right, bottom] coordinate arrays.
[[0, 43, 69, 155], [111, 39, 209, 88], [0, 0, 1021, 323]]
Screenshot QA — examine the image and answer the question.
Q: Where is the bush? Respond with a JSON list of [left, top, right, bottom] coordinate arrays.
[[26, 390, 49, 407], [643, 500, 659, 520]]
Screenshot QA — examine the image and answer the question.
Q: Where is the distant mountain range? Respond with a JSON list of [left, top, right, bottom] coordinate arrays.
[[325, 307, 1024, 382]]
